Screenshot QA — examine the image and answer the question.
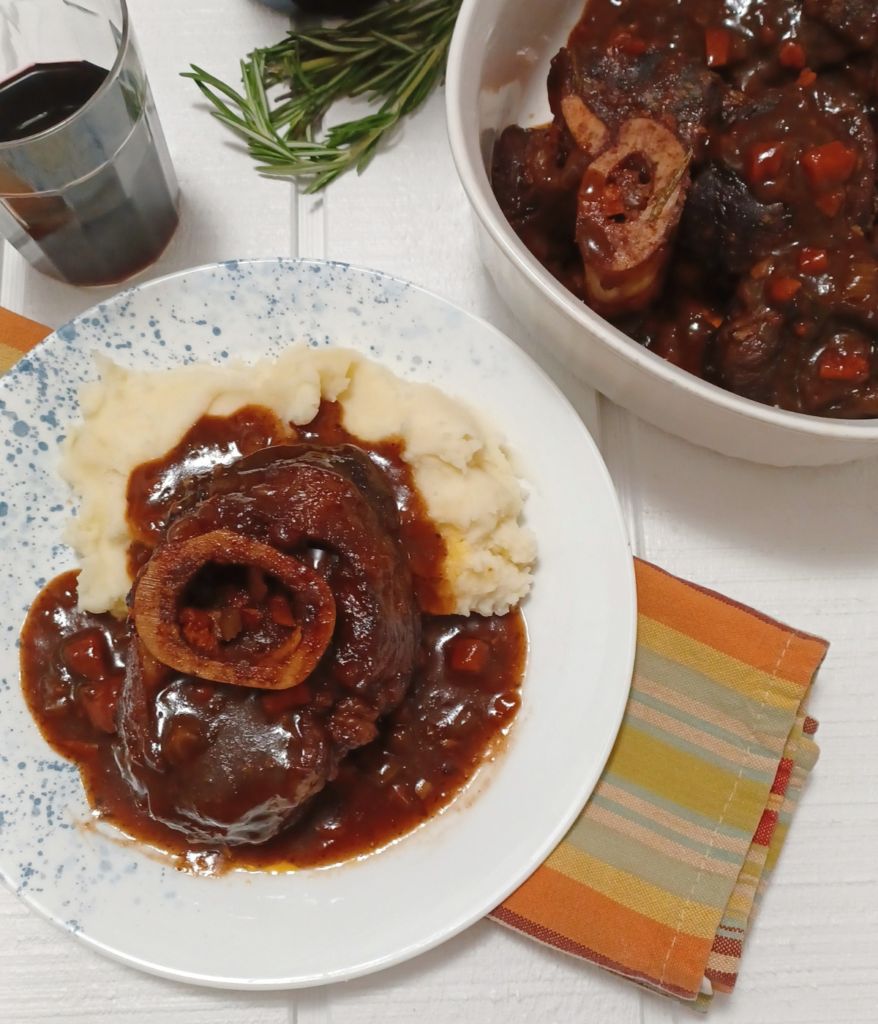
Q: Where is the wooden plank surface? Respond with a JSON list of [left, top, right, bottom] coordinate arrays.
[[1, 0, 876, 1020]]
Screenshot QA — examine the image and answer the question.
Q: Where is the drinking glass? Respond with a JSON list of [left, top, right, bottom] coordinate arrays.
[[0, 0, 179, 287]]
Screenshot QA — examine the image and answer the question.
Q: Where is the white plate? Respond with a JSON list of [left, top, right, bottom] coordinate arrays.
[[0, 259, 635, 989]]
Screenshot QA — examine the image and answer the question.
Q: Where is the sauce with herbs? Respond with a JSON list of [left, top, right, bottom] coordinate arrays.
[[20, 403, 525, 871], [492, 0, 878, 416]]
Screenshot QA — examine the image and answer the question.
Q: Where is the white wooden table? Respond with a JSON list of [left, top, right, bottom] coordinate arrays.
[[1, 1, 876, 1020]]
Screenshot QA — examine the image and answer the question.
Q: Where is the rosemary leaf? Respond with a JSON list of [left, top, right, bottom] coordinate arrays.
[[183, 0, 462, 193], [648, 149, 694, 222]]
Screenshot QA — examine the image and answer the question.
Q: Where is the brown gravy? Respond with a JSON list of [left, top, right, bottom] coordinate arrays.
[[20, 402, 526, 872]]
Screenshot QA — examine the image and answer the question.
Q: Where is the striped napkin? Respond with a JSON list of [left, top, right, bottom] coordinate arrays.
[[1, 308, 825, 1010], [0, 307, 49, 372], [492, 559, 825, 1010]]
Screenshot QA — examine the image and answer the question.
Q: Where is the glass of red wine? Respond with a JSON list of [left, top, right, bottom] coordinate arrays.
[[0, 0, 179, 287]]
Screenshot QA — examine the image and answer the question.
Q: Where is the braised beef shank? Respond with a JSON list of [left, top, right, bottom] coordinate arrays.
[[491, 0, 878, 416], [116, 445, 420, 844]]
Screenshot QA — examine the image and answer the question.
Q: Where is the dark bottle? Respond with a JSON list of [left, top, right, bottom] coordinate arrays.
[[257, 0, 380, 15], [0, 59, 179, 287], [294, 0, 379, 12]]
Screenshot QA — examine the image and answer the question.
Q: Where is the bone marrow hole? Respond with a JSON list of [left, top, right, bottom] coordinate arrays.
[[178, 562, 310, 660]]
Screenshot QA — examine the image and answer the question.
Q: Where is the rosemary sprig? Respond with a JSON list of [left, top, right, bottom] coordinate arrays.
[[183, 0, 462, 193], [648, 149, 694, 222]]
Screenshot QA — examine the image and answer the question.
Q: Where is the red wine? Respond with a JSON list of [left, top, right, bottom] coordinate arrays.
[[0, 61, 108, 142], [0, 61, 179, 286]]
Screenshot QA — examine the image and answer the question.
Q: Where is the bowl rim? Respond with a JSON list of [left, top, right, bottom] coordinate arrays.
[[445, 0, 878, 442]]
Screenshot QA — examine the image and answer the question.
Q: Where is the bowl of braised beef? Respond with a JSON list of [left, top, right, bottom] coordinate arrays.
[[447, 0, 878, 464]]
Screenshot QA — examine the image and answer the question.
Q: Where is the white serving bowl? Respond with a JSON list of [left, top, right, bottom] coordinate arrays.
[[446, 0, 878, 466]]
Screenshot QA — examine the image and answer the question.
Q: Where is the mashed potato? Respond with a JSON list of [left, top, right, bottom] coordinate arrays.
[[60, 346, 536, 618]]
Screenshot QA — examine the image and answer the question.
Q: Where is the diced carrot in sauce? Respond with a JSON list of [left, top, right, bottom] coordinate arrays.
[[62, 629, 112, 682], [696, 307, 721, 327], [746, 142, 784, 184], [240, 606, 263, 630], [684, 303, 723, 330], [268, 594, 296, 627], [778, 40, 806, 68], [798, 248, 828, 274], [769, 277, 802, 302], [449, 637, 490, 674], [815, 189, 844, 217], [750, 259, 773, 279], [78, 675, 124, 734], [262, 684, 312, 717], [414, 779, 433, 800], [180, 607, 218, 653], [796, 68, 816, 87], [705, 28, 730, 67], [819, 351, 870, 380], [802, 141, 857, 189]]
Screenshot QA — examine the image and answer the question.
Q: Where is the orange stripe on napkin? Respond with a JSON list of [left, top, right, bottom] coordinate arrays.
[[0, 306, 53, 351], [499, 866, 712, 996], [636, 561, 826, 686], [0, 307, 53, 375]]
